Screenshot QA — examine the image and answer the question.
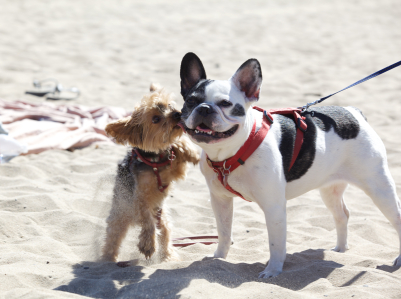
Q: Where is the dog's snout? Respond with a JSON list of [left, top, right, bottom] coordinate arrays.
[[172, 112, 181, 120], [197, 104, 214, 117]]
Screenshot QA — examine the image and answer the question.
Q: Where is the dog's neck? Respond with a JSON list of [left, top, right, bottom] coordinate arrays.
[[135, 148, 171, 163], [199, 110, 255, 162]]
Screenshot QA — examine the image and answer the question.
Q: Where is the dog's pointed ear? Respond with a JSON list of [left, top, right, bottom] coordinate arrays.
[[180, 52, 207, 98], [149, 83, 162, 92], [231, 59, 262, 102], [105, 116, 143, 147]]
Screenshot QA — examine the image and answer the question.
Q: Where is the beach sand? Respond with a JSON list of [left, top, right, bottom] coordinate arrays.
[[1, 0, 401, 298]]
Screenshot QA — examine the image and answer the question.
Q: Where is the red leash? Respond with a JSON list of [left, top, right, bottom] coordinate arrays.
[[172, 236, 218, 247], [207, 106, 307, 201]]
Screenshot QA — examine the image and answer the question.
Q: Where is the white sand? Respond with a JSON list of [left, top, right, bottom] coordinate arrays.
[[1, 0, 401, 298]]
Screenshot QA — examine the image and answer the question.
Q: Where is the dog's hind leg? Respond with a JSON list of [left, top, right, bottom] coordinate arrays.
[[157, 209, 177, 261], [319, 182, 350, 252], [101, 212, 131, 262], [355, 164, 401, 266]]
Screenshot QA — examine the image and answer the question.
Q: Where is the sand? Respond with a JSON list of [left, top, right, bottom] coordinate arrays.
[[1, 0, 401, 298]]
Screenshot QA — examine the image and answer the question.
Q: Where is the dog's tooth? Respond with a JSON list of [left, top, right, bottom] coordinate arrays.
[[195, 130, 199, 134], [207, 131, 212, 135]]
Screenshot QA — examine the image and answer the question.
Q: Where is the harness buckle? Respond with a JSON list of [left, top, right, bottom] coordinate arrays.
[[221, 161, 231, 187], [222, 160, 231, 175]]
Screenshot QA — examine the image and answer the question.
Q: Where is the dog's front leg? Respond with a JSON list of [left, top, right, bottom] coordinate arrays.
[[258, 200, 287, 278], [137, 209, 157, 259], [209, 192, 233, 258]]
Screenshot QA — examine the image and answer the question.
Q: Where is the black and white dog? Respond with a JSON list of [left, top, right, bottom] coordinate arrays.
[[179, 52, 401, 278]]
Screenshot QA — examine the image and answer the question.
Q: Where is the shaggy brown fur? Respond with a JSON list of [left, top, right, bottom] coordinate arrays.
[[101, 84, 199, 265]]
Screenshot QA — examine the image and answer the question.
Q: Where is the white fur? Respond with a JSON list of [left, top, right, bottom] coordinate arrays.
[[186, 82, 401, 278]]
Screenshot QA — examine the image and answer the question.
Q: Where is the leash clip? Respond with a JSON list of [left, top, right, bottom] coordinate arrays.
[[299, 99, 319, 112], [168, 150, 176, 161]]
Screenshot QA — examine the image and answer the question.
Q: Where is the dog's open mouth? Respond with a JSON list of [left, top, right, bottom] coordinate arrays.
[[178, 122, 239, 140]]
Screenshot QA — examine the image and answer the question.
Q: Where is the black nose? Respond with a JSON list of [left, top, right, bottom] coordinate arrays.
[[172, 112, 181, 120], [197, 104, 214, 117]]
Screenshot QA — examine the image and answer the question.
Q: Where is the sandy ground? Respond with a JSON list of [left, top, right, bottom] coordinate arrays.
[[1, 0, 401, 298]]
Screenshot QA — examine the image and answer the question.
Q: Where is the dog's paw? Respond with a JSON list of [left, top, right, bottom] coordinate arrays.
[[331, 244, 349, 253], [258, 268, 282, 279], [202, 254, 216, 261], [160, 247, 180, 262], [203, 250, 226, 260], [139, 245, 156, 259], [100, 253, 117, 263], [166, 250, 180, 262], [138, 235, 156, 259], [393, 255, 401, 267]]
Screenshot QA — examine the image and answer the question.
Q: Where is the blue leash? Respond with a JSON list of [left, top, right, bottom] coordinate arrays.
[[300, 60, 401, 111]]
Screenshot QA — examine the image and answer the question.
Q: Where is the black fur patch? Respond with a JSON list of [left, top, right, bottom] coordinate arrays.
[[181, 79, 213, 120], [114, 149, 170, 198], [115, 153, 136, 192], [306, 106, 360, 140], [277, 106, 361, 182], [230, 104, 246, 117], [276, 114, 316, 182]]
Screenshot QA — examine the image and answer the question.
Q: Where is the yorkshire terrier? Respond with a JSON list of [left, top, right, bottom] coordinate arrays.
[[101, 84, 199, 265]]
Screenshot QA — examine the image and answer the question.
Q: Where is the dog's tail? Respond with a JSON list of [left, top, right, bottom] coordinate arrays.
[[350, 106, 367, 121]]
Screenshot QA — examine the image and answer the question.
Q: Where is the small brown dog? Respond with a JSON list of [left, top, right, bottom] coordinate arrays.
[[101, 84, 199, 265]]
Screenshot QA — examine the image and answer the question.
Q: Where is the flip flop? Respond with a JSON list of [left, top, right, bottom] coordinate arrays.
[[25, 78, 80, 101]]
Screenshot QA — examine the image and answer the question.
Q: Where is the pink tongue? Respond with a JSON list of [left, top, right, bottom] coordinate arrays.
[[196, 125, 213, 133], [177, 123, 186, 132]]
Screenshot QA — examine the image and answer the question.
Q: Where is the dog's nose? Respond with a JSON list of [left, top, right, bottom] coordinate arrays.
[[197, 104, 214, 117], [172, 112, 181, 120]]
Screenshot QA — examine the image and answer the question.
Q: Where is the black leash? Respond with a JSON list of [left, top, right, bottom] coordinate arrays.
[[300, 60, 401, 111]]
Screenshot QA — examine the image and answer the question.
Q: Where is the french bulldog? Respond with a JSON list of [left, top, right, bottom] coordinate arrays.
[[178, 52, 401, 278]]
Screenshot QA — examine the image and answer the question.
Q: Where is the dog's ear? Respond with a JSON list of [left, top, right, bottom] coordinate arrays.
[[105, 117, 143, 147], [231, 59, 262, 102], [149, 83, 162, 92], [180, 52, 207, 98]]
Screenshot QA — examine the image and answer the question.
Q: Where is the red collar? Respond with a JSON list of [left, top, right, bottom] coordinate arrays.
[[132, 148, 176, 192], [206, 106, 306, 201]]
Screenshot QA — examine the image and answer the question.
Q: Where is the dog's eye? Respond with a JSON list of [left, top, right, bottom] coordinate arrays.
[[219, 100, 233, 107], [186, 97, 196, 106], [152, 116, 161, 124]]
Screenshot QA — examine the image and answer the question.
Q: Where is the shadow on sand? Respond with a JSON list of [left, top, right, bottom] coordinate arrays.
[[55, 248, 355, 298]]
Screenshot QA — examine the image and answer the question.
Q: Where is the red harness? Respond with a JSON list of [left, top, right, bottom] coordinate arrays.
[[206, 106, 307, 201], [131, 148, 176, 192]]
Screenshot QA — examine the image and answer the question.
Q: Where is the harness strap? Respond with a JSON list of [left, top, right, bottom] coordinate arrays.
[[290, 110, 306, 169], [206, 106, 307, 201], [133, 148, 174, 192]]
